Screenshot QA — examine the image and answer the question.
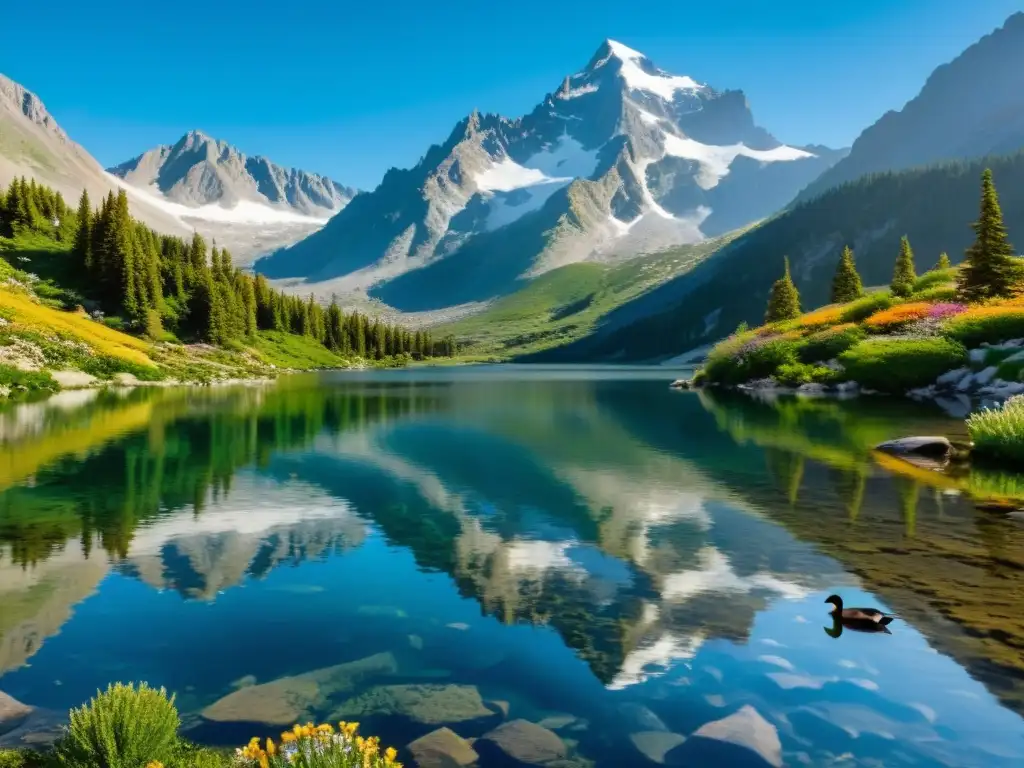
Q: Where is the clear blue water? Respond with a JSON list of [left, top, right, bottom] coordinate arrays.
[[1, 365, 1023, 766]]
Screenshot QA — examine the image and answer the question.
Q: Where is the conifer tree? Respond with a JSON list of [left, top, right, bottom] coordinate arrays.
[[73, 189, 92, 272], [957, 169, 1020, 302], [830, 246, 863, 303], [890, 236, 917, 297], [765, 257, 801, 322], [935, 252, 951, 270]]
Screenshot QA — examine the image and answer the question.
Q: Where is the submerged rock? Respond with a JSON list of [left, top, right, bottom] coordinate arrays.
[[629, 730, 686, 764], [332, 684, 494, 726], [202, 652, 398, 725], [477, 719, 568, 765], [669, 705, 782, 768], [874, 436, 952, 458], [407, 727, 479, 767], [0, 691, 64, 749], [617, 702, 669, 732]]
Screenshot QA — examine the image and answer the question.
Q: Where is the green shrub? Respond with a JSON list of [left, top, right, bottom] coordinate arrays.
[[911, 268, 957, 293], [943, 307, 1024, 347], [0, 364, 59, 396], [997, 359, 1024, 382], [912, 285, 958, 303], [775, 362, 838, 387], [838, 291, 895, 323], [797, 324, 866, 363], [967, 395, 1024, 465], [55, 682, 180, 768], [839, 337, 966, 394], [702, 336, 800, 385], [0, 750, 47, 768]]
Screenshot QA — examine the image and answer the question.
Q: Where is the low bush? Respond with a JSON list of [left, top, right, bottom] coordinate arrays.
[[913, 285, 959, 303], [702, 335, 800, 385], [55, 682, 180, 768], [943, 306, 1024, 347], [797, 323, 865, 363], [839, 337, 966, 394], [864, 302, 933, 331], [911, 268, 958, 294], [775, 362, 838, 387], [839, 291, 895, 323], [967, 395, 1024, 465]]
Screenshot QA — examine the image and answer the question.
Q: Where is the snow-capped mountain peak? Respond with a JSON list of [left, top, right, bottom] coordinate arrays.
[[254, 40, 845, 311]]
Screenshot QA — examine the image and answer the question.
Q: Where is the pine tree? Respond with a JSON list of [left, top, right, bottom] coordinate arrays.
[[764, 257, 801, 322], [935, 252, 951, 270], [890, 236, 917, 298], [73, 189, 92, 273], [957, 169, 1020, 302], [830, 246, 863, 303]]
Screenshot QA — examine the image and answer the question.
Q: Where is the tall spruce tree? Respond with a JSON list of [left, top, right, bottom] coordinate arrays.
[[957, 169, 1019, 302], [830, 246, 863, 303], [73, 189, 92, 273], [765, 257, 801, 322], [935, 252, 951, 270], [890, 236, 917, 297]]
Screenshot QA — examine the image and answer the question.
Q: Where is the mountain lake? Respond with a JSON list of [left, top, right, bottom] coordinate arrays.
[[1, 365, 1023, 767]]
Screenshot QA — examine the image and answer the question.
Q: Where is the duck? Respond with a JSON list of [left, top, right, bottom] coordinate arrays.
[[825, 594, 897, 634]]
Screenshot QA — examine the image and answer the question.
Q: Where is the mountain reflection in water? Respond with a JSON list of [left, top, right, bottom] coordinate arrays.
[[1, 366, 1023, 767]]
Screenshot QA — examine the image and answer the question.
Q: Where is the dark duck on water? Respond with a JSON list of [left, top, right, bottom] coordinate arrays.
[[825, 594, 897, 635]]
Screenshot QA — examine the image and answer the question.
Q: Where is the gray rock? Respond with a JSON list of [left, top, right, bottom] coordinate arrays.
[[935, 394, 972, 419], [408, 727, 479, 768], [630, 731, 687, 764], [202, 652, 398, 725], [478, 719, 567, 765], [331, 684, 495, 726], [975, 365, 998, 386], [795, 383, 826, 396], [875, 436, 952, 458], [969, 349, 988, 364], [956, 372, 976, 392], [936, 366, 970, 386], [669, 379, 692, 390]]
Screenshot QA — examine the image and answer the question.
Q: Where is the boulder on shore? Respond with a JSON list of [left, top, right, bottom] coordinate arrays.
[[874, 436, 952, 458]]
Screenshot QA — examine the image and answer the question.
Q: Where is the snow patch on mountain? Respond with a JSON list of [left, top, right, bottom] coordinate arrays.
[[108, 172, 330, 225], [661, 133, 816, 189], [605, 39, 705, 99]]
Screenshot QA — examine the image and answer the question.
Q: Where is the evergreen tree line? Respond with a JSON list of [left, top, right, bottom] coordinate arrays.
[[0, 179, 456, 359], [764, 168, 1019, 322]]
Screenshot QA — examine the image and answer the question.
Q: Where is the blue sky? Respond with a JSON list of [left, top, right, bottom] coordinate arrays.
[[2, 0, 1020, 190]]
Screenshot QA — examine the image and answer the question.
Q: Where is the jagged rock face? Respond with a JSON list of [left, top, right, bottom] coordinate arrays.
[[255, 40, 844, 311], [797, 11, 1024, 203], [108, 130, 357, 217]]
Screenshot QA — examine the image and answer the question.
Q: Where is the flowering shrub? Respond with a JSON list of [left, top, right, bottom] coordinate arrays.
[[839, 291, 895, 323], [235, 722, 401, 768], [943, 306, 1024, 346], [864, 302, 933, 331], [797, 305, 845, 329], [927, 303, 967, 320]]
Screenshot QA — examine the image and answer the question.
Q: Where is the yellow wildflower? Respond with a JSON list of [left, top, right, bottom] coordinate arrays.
[[385, 746, 398, 762], [259, 755, 269, 768], [146, 762, 164, 768], [281, 731, 296, 743], [267, 737, 276, 756]]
